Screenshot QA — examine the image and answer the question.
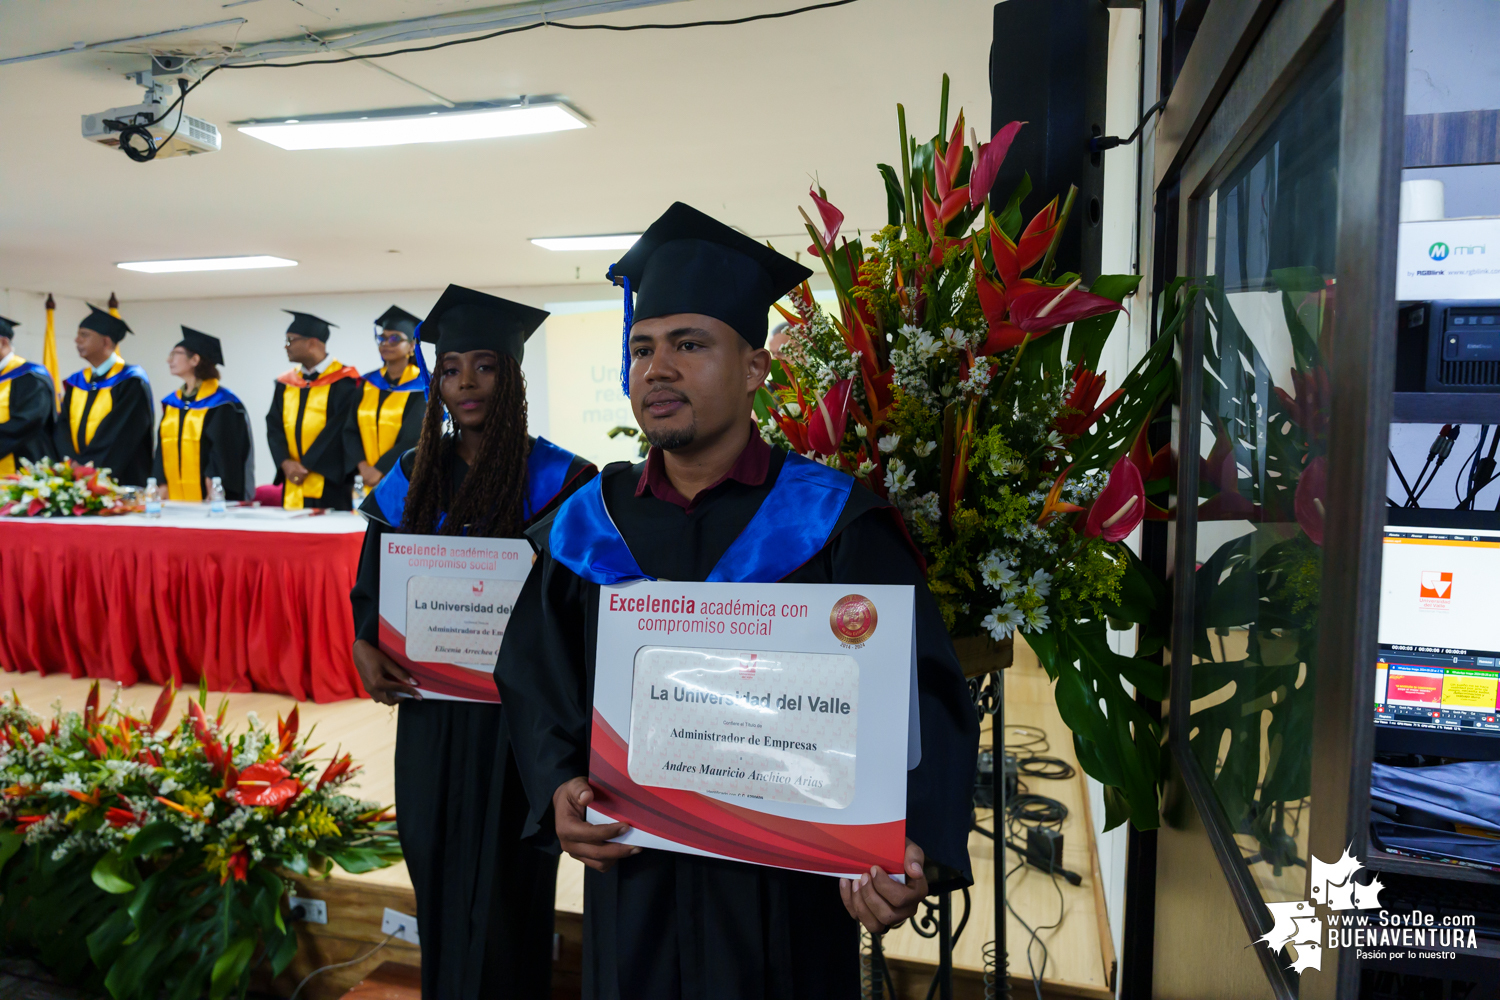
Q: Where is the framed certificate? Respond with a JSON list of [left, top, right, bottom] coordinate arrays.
[[587, 581, 916, 879], [377, 532, 533, 702]]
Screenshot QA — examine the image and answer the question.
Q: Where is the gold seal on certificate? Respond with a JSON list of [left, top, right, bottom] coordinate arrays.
[[627, 646, 859, 809]]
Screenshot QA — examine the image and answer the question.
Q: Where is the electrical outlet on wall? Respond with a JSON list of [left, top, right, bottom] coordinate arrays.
[[382, 907, 420, 945], [286, 895, 327, 924]]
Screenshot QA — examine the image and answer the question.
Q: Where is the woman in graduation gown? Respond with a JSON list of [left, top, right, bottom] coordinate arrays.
[[155, 327, 254, 501], [56, 305, 154, 486], [347, 305, 428, 488], [348, 285, 595, 1000], [494, 204, 979, 1000]]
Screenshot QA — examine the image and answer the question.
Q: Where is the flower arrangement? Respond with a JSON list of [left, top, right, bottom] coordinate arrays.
[[0, 458, 142, 516], [0, 681, 400, 999], [760, 77, 1191, 830]]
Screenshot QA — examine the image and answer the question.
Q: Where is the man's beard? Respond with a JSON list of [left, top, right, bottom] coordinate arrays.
[[643, 421, 698, 451]]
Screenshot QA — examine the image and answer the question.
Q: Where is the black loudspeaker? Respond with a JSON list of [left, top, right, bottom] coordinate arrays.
[[990, 0, 1110, 283]]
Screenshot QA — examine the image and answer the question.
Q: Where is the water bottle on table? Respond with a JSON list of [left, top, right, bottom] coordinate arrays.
[[144, 477, 162, 518], [353, 474, 366, 506], [208, 477, 226, 517]]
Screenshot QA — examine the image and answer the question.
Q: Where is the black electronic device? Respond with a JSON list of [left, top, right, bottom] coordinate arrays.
[[989, 0, 1109, 283], [1374, 510, 1500, 760], [1396, 300, 1500, 394]]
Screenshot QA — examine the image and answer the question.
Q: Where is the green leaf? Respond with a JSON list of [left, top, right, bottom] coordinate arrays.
[[1101, 784, 1133, 832], [1053, 660, 1106, 743], [270, 925, 300, 976], [283, 853, 309, 876], [876, 163, 905, 228], [1067, 273, 1142, 373], [210, 936, 256, 1000], [329, 846, 393, 875], [91, 850, 139, 895], [0, 831, 24, 873], [121, 820, 179, 861], [996, 172, 1032, 240]]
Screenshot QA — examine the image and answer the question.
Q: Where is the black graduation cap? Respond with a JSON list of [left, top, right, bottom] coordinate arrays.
[[176, 326, 224, 366], [80, 305, 131, 343], [418, 285, 548, 364], [0, 315, 16, 339], [607, 202, 812, 350], [284, 310, 336, 342], [375, 305, 421, 338]]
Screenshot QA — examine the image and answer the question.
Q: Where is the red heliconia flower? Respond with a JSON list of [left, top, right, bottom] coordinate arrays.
[[277, 706, 300, 755], [317, 752, 358, 790], [934, 111, 969, 203], [25, 498, 44, 516], [969, 120, 1024, 209], [25, 724, 46, 746], [922, 186, 967, 265], [86, 734, 109, 759], [86, 477, 111, 497], [1295, 455, 1327, 546], [67, 787, 103, 807], [105, 804, 142, 828], [1055, 367, 1124, 439], [1008, 282, 1124, 334], [14, 815, 46, 830], [148, 681, 176, 732], [1036, 466, 1085, 526], [1081, 456, 1146, 542], [223, 849, 250, 884], [188, 699, 230, 775], [806, 187, 844, 257], [806, 379, 853, 457]]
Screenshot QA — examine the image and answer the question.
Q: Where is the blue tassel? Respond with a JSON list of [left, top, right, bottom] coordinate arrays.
[[609, 264, 633, 397], [412, 321, 431, 400]]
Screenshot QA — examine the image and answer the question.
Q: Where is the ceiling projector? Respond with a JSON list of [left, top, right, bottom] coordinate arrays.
[[81, 56, 220, 162]]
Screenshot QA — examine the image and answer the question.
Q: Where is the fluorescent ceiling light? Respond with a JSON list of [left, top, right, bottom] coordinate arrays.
[[236, 101, 589, 151], [116, 255, 297, 273], [531, 234, 641, 252]]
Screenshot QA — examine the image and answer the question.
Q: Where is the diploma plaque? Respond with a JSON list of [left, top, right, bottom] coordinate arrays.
[[588, 581, 916, 879], [377, 533, 533, 703]]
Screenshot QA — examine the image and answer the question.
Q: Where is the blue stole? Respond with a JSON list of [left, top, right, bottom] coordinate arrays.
[[160, 385, 241, 411], [548, 452, 855, 585], [361, 367, 429, 393], [64, 364, 150, 392], [370, 435, 579, 528], [0, 361, 50, 387]]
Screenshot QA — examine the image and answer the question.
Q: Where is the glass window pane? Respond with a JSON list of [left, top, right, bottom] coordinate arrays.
[[1183, 30, 1342, 906]]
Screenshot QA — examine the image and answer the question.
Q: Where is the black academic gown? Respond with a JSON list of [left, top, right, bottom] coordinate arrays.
[[265, 364, 362, 510], [153, 384, 255, 502], [350, 444, 597, 1000], [494, 448, 979, 1000], [0, 358, 56, 473], [55, 363, 154, 486], [344, 373, 427, 479]]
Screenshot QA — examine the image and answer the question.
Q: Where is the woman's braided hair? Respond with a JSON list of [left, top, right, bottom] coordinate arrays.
[[400, 354, 529, 538]]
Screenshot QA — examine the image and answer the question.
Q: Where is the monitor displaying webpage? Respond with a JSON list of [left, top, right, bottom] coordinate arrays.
[[1375, 525, 1500, 737]]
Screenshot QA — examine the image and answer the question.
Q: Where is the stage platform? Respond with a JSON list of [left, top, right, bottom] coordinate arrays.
[[6, 640, 1113, 1000]]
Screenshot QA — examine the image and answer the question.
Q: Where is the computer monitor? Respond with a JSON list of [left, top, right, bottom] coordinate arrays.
[[1375, 511, 1500, 759]]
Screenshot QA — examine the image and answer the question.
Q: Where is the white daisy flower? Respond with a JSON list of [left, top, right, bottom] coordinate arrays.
[[884, 459, 915, 496], [1027, 569, 1053, 599], [981, 604, 1026, 640], [878, 434, 901, 454], [1023, 606, 1052, 632], [913, 440, 937, 458]]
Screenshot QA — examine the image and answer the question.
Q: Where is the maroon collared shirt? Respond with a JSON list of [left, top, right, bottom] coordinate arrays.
[[635, 426, 772, 512]]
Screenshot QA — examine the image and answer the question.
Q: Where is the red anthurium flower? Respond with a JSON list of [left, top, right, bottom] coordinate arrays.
[[25, 498, 44, 516], [807, 379, 853, 457], [1126, 423, 1173, 521], [233, 766, 302, 811], [1272, 366, 1330, 446], [1055, 367, 1124, 439], [1009, 281, 1124, 333], [969, 121, 1024, 209], [1294, 455, 1327, 546], [1082, 456, 1146, 542], [806, 187, 844, 257], [0, 502, 14, 516], [148, 681, 176, 732]]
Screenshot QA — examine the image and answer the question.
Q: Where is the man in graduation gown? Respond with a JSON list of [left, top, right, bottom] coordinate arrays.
[[266, 310, 362, 509], [56, 305, 153, 486], [156, 327, 255, 501], [0, 315, 56, 477], [494, 203, 979, 1000], [346, 305, 427, 488], [349, 286, 596, 1000]]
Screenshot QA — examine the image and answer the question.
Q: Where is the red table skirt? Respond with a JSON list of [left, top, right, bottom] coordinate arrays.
[[0, 522, 368, 702]]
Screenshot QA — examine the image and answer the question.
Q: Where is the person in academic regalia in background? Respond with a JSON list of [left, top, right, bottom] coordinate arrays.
[[55, 305, 153, 486], [349, 285, 596, 1000], [266, 310, 362, 509], [155, 327, 254, 501], [494, 203, 980, 1000], [0, 315, 56, 477], [346, 305, 428, 489]]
